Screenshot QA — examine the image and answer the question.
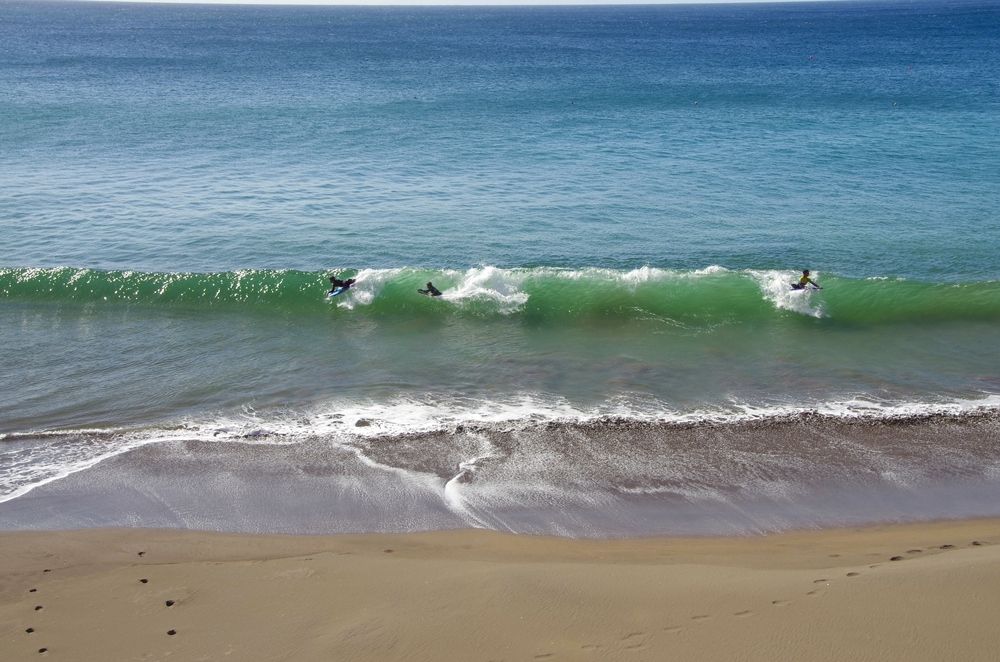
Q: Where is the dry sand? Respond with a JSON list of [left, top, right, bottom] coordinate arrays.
[[2, 519, 1000, 661]]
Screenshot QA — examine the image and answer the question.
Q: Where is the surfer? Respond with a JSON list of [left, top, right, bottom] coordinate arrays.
[[418, 281, 443, 297], [791, 270, 821, 290], [329, 277, 356, 294]]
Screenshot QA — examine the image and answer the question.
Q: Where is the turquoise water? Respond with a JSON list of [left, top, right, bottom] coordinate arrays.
[[2, 1, 1000, 535]]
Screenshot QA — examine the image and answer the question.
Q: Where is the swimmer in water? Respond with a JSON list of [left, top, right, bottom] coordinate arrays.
[[418, 281, 443, 297], [329, 276, 356, 294]]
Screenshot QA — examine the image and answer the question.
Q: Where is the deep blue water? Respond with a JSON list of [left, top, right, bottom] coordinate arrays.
[[2, 1, 998, 276]]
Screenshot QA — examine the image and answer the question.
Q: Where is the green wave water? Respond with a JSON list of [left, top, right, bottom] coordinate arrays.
[[4, 266, 1000, 327]]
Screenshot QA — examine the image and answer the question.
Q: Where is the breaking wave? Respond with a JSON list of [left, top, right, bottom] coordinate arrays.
[[4, 265, 1000, 325]]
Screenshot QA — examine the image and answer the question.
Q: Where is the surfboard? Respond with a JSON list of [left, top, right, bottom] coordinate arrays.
[[417, 289, 442, 297], [327, 286, 350, 298]]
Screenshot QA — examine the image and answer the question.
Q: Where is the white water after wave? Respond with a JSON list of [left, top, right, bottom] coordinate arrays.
[[4, 393, 999, 509]]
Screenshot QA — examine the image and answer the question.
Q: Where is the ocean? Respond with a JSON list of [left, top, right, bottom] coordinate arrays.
[[2, 0, 999, 536]]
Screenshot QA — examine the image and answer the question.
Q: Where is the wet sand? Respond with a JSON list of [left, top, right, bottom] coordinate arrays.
[[3, 519, 1000, 661], [6, 411, 1000, 537]]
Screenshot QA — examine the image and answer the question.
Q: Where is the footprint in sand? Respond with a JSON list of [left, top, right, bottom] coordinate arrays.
[[870, 564, 881, 569], [940, 544, 954, 549], [534, 655, 554, 659], [847, 572, 860, 577], [664, 625, 683, 632], [621, 632, 646, 651], [807, 590, 824, 597], [622, 632, 649, 652], [271, 567, 314, 581], [813, 579, 828, 584], [580, 644, 602, 651], [771, 600, 790, 606], [735, 610, 754, 618], [890, 556, 904, 561], [907, 549, 922, 554], [692, 615, 713, 622]]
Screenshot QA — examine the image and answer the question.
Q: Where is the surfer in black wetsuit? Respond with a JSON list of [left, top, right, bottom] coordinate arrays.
[[790, 270, 821, 290], [329, 276, 356, 294], [418, 281, 443, 297]]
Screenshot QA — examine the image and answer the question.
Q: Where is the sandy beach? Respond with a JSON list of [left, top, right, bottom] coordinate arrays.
[[3, 519, 1000, 661]]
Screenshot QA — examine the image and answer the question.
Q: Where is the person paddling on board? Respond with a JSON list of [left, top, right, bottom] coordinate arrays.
[[418, 281, 443, 297], [329, 276, 356, 294], [791, 270, 821, 290]]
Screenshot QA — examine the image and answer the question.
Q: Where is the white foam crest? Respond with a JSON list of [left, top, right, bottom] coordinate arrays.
[[310, 395, 592, 438], [546, 264, 730, 287], [616, 266, 672, 286], [716, 394, 1000, 423], [690, 265, 730, 276], [749, 269, 824, 318], [440, 266, 530, 314], [579, 266, 669, 283], [194, 392, 1000, 440], [333, 267, 404, 309], [545, 265, 672, 284]]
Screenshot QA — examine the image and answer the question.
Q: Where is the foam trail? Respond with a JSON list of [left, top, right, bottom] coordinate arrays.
[[440, 266, 530, 314], [751, 269, 824, 317], [1, 431, 181, 504], [332, 267, 402, 309], [443, 451, 502, 529], [5, 394, 1000, 506]]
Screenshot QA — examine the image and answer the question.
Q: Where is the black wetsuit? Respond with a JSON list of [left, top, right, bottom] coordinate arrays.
[[329, 278, 355, 293]]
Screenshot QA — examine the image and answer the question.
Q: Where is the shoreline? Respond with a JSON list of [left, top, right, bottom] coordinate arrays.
[[3, 518, 1000, 660], [4, 409, 1000, 537]]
